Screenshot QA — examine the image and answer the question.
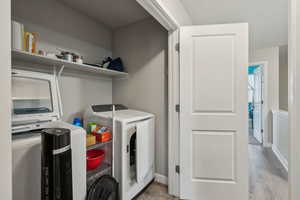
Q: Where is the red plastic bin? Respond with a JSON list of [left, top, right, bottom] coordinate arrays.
[[86, 149, 105, 171]]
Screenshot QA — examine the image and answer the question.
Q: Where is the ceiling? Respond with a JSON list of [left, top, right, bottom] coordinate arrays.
[[180, 0, 288, 51], [60, 0, 150, 29]]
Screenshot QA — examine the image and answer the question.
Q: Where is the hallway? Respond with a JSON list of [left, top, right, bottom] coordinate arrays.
[[249, 144, 288, 200]]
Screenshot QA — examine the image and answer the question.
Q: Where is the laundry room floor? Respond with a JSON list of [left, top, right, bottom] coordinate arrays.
[[134, 182, 177, 200]]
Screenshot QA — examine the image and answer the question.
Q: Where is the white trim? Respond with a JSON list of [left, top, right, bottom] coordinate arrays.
[[155, 173, 168, 185], [136, 0, 181, 197], [272, 145, 289, 172], [264, 143, 272, 148], [136, 0, 179, 31], [249, 61, 269, 147], [0, 0, 12, 198], [289, 0, 300, 199], [167, 30, 180, 196]]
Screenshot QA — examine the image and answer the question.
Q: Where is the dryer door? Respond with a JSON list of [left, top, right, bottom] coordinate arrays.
[[136, 119, 152, 183]]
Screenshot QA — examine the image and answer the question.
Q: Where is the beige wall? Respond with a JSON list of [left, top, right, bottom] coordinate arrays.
[[112, 18, 168, 176], [0, 0, 12, 199], [279, 45, 289, 111], [12, 0, 114, 122], [250, 47, 280, 144]]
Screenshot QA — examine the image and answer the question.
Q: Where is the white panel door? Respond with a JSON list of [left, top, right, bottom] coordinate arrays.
[[180, 24, 249, 200], [253, 67, 263, 143]]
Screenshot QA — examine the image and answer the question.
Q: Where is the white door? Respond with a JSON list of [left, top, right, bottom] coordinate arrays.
[[253, 67, 263, 143], [180, 24, 249, 200]]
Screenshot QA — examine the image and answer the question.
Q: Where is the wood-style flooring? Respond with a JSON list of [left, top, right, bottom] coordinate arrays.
[[135, 182, 177, 200], [135, 144, 288, 200], [249, 144, 288, 200]]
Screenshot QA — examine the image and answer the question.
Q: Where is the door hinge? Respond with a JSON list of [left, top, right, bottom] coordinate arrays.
[[261, 129, 263, 133], [176, 165, 180, 174], [261, 100, 264, 105], [175, 43, 180, 52], [175, 104, 180, 112]]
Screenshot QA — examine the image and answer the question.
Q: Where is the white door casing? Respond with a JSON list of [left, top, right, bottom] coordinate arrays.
[[180, 23, 249, 200], [253, 67, 263, 143]]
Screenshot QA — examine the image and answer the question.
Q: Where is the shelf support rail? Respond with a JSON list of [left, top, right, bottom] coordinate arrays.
[[53, 65, 65, 119]]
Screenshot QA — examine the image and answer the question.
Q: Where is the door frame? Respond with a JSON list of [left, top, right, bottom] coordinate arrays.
[[0, 0, 12, 199], [249, 61, 269, 147], [288, 0, 300, 199], [136, 0, 183, 196]]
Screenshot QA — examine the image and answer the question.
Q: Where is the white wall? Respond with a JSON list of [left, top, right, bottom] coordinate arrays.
[[279, 45, 289, 111], [12, 0, 114, 121], [180, 0, 288, 52], [272, 110, 289, 171], [250, 47, 280, 145], [112, 18, 168, 176], [0, 0, 12, 199]]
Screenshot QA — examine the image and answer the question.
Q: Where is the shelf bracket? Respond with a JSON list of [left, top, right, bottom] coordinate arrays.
[[58, 65, 65, 78], [53, 65, 64, 119]]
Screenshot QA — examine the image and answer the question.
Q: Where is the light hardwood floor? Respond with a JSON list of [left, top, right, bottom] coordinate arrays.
[[135, 144, 288, 200], [135, 182, 177, 200], [249, 144, 288, 200]]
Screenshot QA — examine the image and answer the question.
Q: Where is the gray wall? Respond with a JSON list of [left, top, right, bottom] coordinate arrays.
[[60, 75, 112, 122], [279, 45, 288, 111], [0, 0, 12, 199], [12, 0, 114, 122], [112, 18, 168, 176]]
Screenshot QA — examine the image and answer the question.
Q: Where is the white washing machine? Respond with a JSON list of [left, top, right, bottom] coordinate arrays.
[[12, 121, 86, 200], [11, 69, 86, 200], [84, 105, 155, 200]]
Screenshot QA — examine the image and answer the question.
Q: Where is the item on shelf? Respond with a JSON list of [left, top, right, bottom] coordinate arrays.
[[38, 50, 46, 56], [108, 57, 124, 72], [101, 57, 112, 69], [86, 149, 105, 171], [61, 51, 73, 62], [103, 62, 110, 69], [87, 122, 97, 133], [86, 134, 96, 147], [94, 131, 111, 143], [72, 117, 83, 127], [91, 125, 108, 134], [11, 20, 24, 51], [73, 54, 83, 64], [46, 52, 57, 59], [24, 32, 37, 53]]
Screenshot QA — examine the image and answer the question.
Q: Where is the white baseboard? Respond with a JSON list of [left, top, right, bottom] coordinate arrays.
[[264, 142, 272, 148], [272, 145, 288, 172], [155, 173, 168, 185]]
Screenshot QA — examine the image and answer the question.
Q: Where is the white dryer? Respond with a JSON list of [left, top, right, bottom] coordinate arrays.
[[84, 105, 155, 200]]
